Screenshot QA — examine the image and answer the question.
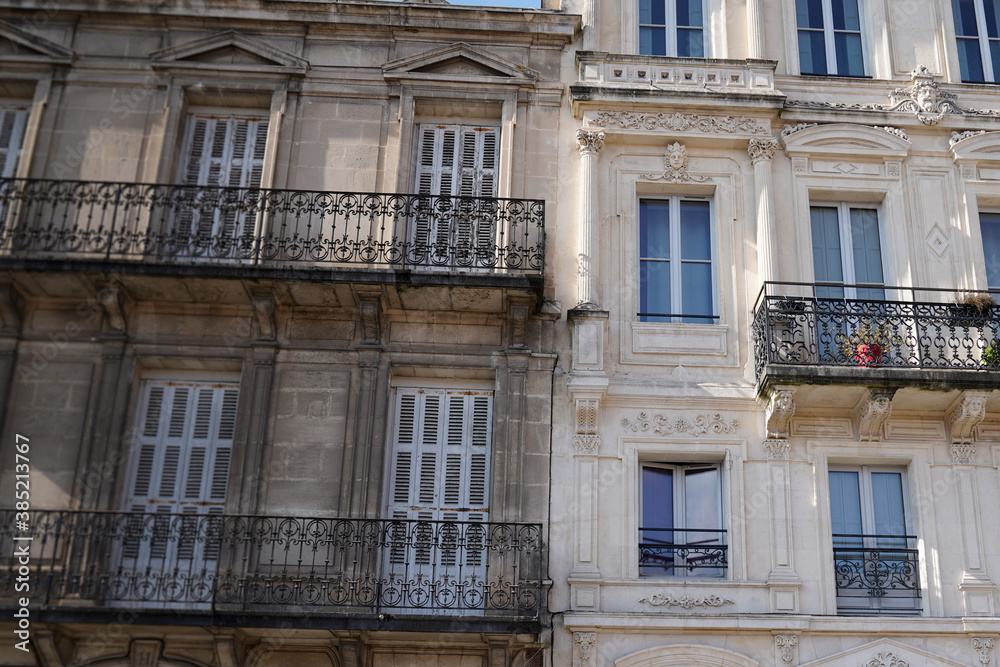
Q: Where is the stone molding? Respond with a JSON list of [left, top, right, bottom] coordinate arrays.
[[621, 412, 740, 437], [576, 129, 605, 155], [973, 638, 995, 667], [857, 389, 896, 442], [590, 110, 768, 134], [763, 438, 791, 460], [775, 635, 799, 665], [951, 443, 977, 465], [748, 137, 779, 164], [574, 632, 596, 667], [951, 130, 992, 146], [641, 141, 711, 183], [638, 593, 735, 608], [947, 391, 990, 444]]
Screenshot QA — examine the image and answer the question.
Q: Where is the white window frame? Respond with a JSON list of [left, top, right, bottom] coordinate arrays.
[[810, 201, 887, 299], [953, 0, 1000, 82], [796, 0, 869, 76], [637, 0, 707, 57], [0, 106, 29, 179], [639, 462, 726, 579], [637, 195, 717, 323]]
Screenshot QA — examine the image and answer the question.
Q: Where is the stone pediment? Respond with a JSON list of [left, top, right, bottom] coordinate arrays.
[[951, 130, 1000, 163], [383, 42, 537, 85], [150, 31, 308, 74], [798, 638, 965, 667], [0, 20, 73, 64], [782, 122, 911, 159]]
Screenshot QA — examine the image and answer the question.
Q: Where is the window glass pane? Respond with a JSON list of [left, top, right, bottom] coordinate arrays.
[[640, 26, 667, 55], [639, 0, 653, 25], [849, 208, 885, 293], [640, 260, 671, 321], [797, 0, 826, 28], [680, 201, 711, 260], [683, 467, 720, 533], [799, 30, 829, 74], [677, 28, 705, 57], [677, 0, 703, 27], [835, 32, 865, 76], [953, 0, 981, 36], [641, 467, 674, 575], [829, 471, 863, 548], [870, 472, 906, 537], [640, 200, 670, 259], [991, 39, 1000, 80], [832, 0, 861, 30], [958, 37, 987, 81], [980, 213, 1000, 288], [811, 206, 844, 287], [681, 262, 712, 322], [985, 0, 1000, 37]]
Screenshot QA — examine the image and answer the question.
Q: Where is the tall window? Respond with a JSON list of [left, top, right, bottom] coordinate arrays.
[[639, 198, 714, 323], [0, 107, 29, 178], [796, 0, 866, 76], [640, 464, 725, 577], [811, 204, 884, 300], [980, 212, 1000, 287], [638, 0, 705, 57], [953, 0, 1000, 82], [829, 467, 920, 614]]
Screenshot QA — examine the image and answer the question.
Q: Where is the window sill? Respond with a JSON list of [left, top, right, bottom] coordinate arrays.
[[632, 321, 727, 356]]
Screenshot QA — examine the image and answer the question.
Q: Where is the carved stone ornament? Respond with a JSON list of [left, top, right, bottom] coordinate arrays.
[[763, 438, 791, 460], [857, 388, 896, 442], [359, 297, 380, 345], [781, 122, 818, 138], [775, 635, 799, 665], [574, 632, 597, 667], [947, 391, 990, 444], [781, 122, 909, 141], [973, 638, 995, 667], [591, 110, 768, 135], [573, 398, 600, 454], [572, 435, 601, 454], [642, 142, 711, 183], [861, 652, 909, 667], [951, 129, 990, 146], [766, 388, 796, 439], [253, 294, 277, 341], [508, 298, 530, 349], [786, 65, 1000, 125], [638, 593, 735, 608], [748, 137, 779, 164], [621, 412, 740, 437], [98, 287, 126, 334], [950, 443, 977, 465], [576, 129, 605, 154]]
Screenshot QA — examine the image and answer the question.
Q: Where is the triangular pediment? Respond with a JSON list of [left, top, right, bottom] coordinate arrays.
[[383, 42, 537, 85], [150, 31, 308, 74], [0, 20, 73, 64], [798, 638, 966, 667]]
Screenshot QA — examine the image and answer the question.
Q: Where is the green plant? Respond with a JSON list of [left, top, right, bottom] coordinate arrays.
[[835, 317, 903, 364], [983, 340, 1000, 368]]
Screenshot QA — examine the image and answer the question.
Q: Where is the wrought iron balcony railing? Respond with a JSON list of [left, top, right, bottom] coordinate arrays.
[[0, 179, 545, 274], [753, 281, 1000, 388], [0, 510, 543, 622], [638, 528, 727, 577], [832, 533, 921, 615]]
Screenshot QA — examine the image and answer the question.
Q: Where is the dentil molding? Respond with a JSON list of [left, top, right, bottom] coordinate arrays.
[[621, 412, 740, 437]]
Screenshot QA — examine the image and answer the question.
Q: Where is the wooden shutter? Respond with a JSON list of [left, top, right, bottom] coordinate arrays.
[[0, 107, 28, 179]]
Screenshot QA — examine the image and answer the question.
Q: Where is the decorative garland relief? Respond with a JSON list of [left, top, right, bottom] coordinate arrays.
[[621, 412, 741, 437]]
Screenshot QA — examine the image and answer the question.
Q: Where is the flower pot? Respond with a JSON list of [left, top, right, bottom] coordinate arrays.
[[855, 343, 884, 367]]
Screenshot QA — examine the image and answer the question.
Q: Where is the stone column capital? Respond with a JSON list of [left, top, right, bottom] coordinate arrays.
[[576, 129, 605, 155], [749, 136, 779, 164]]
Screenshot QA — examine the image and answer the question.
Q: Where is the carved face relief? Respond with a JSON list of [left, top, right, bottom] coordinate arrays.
[[667, 142, 687, 170]]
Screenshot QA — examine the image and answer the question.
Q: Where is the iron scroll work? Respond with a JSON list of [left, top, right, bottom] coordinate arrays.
[[0, 179, 545, 273], [0, 511, 543, 619]]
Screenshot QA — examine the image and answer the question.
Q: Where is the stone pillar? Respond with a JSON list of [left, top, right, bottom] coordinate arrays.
[[749, 137, 779, 286], [764, 387, 800, 612], [747, 0, 766, 59], [575, 129, 605, 310]]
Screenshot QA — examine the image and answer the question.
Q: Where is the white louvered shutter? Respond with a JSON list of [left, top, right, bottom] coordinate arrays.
[[123, 381, 239, 568], [0, 107, 28, 179]]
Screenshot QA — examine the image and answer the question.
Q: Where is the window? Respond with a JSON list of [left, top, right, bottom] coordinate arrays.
[[639, 463, 725, 577], [796, 0, 866, 76], [811, 204, 884, 300], [981, 212, 1000, 288], [638, 0, 705, 57], [0, 107, 29, 178], [414, 123, 499, 199], [953, 0, 1000, 82], [639, 197, 714, 323], [829, 467, 920, 614], [118, 380, 239, 605]]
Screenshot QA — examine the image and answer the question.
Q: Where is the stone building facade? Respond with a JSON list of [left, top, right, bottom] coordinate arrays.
[[0, 1, 576, 665], [550, 0, 1000, 666]]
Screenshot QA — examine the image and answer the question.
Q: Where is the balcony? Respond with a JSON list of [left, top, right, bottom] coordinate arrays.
[[0, 510, 544, 631], [753, 282, 1000, 396], [0, 178, 545, 288], [638, 528, 728, 578], [833, 534, 921, 615]]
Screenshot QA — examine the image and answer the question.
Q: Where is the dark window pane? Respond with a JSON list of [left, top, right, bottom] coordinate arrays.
[[797, 0, 826, 29], [640, 200, 670, 259], [958, 37, 987, 81], [640, 260, 671, 321], [680, 262, 713, 322], [640, 26, 667, 55], [680, 201, 711, 260], [987, 0, 1000, 36], [677, 0, 703, 27], [953, 0, 980, 37], [835, 32, 865, 75], [639, 0, 653, 25], [799, 29, 829, 74], [981, 213, 1000, 288], [991, 39, 1000, 79], [833, 0, 861, 30], [650, 0, 665, 24], [678, 28, 705, 57]]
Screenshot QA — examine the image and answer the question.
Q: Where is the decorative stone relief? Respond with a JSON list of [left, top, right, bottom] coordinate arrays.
[[786, 65, 1000, 125], [973, 638, 995, 666], [781, 122, 818, 138], [961, 164, 979, 180], [576, 129, 605, 154], [781, 123, 908, 141], [926, 224, 950, 257], [766, 388, 796, 439], [775, 635, 799, 665], [763, 439, 791, 460], [642, 142, 711, 183], [507, 297, 530, 349], [98, 287, 126, 334], [638, 593, 735, 608], [749, 137, 779, 164], [573, 632, 597, 667], [857, 388, 896, 442], [951, 130, 989, 146], [861, 652, 909, 667], [591, 110, 768, 134], [792, 157, 808, 173], [573, 398, 601, 454], [621, 412, 740, 437], [251, 294, 277, 341], [951, 443, 977, 465], [947, 391, 990, 444], [871, 126, 910, 141], [886, 161, 901, 176]]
